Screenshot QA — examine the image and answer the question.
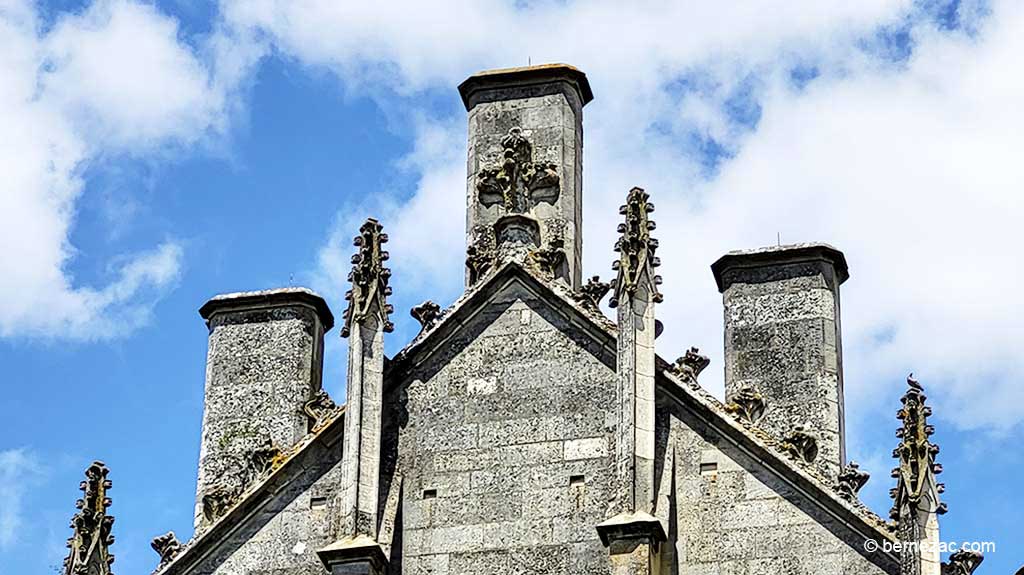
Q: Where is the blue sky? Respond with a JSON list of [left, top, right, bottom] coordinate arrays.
[[1, 0, 1022, 573]]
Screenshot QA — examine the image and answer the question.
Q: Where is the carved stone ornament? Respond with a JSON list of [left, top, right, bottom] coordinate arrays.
[[466, 225, 497, 285], [942, 549, 984, 575], [63, 461, 115, 575], [303, 389, 338, 431], [781, 424, 819, 464], [411, 300, 443, 332], [248, 442, 284, 481], [834, 461, 870, 501], [201, 484, 239, 524], [150, 532, 181, 571], [669, 347, 710, 386], [889, 374, 946, 521], [724, 385, 766, 425], [342, 218, 394, 337], [609, 187, 663, 307], [574, 275, 611, 309], [529, 237, 566, 279], [477, 127, 560, 213]]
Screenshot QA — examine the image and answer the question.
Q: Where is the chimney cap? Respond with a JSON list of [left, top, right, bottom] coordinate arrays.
[[199, 287, 334, 331], [458, 63, 593, 111], [711, 242, 849, 293]]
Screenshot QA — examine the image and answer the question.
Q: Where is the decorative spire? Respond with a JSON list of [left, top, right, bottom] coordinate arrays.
[[342, 218, 394, 337], [609, 187, 662, 308], [477, 127, 560, 213], [150, 532, 181, 572], [835, 462, 870, 501], [889, 374, 946, 521], [941, 549, 983, 575], [63, 461, 115, 575]]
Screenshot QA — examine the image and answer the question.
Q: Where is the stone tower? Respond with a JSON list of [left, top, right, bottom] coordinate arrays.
[[460, 64, 593, 289]]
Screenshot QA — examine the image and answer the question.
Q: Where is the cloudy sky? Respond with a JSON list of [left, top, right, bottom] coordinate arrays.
[[1, 0, 1021, 572]]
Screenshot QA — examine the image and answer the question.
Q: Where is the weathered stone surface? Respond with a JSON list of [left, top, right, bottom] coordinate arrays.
[[194, 287, 332, 530], [712, 244, 848, 479]]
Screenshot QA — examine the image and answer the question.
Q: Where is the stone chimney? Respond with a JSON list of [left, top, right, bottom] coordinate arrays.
[[711, 244, 848, 478], [459, 64, 593, 289], [194, 288, 333, 529]]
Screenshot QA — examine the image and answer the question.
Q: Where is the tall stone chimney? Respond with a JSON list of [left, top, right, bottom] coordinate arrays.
[[194, 287, 333, 529], [711, 244, 848, 478], [459, 64, 593, 289]]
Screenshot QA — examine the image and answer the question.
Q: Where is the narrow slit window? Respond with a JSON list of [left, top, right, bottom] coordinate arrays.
[[310, 496, 328, 509], [569, 474, 586, 486], [700, 462, 718, 476], [423, 489, 438, 499]]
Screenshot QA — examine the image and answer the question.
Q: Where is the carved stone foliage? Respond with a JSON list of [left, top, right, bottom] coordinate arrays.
[[942, 549, 984, 575], [201, 442, 285, 525], [574, 275, 611, 309], [889, 374, 946, 521], [609, 187, 662, 307], [303, 389, 338, 431], [63, 461, 115, 575], [835, 461, 871, 501], [529, 236, 566, 279], [411, 300, 443, 332], [477, 127, 559, 213], [466, 225, 497, 285], [669, 347, 710, 387], [342, 218, 394, 337], [781, 424, 819, 464], [150, 532, 181, 571], [724, 385, 766, 425]]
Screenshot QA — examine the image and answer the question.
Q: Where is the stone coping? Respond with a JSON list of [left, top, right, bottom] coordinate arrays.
[[198, 287, 335, 331], [711, 242, 850, 292], [458, 63, 594, 111]]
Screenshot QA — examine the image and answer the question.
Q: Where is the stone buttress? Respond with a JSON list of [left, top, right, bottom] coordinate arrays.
[[195, 287, 333, 529], [712, 243, 848, 479], [598, 187, 666, 575], [319, 218, 395, 575]]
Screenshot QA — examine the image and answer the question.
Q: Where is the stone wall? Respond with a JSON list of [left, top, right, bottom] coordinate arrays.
[[654, 394, 895, 575], [387, 281, 618, 574]]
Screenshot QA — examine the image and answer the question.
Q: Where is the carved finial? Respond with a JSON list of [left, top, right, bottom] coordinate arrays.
[[609, 187, 662, 307], [63, 461, 115, 575], [724, 385, 766, 424], [942, 549, 984, 575], [781, 424, 819, 464], [669, 347, 710, 386], [889, 373, 946, 520], [411, 300, 442, 332], [342, 218, 394, 337], [574, 275, 611, 309], [150, 532, 181, 571], [303, 389, 338, 431], [835, 461, 870, 501], [477, 127, 560, 213]]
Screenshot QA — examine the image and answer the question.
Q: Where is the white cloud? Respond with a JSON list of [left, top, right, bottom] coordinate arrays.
[[0, 0, 251, 339], [0, 449, 44, 550], [278, 0, 1023, 433]]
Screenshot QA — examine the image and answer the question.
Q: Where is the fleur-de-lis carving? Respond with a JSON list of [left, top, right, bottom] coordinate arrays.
[[724, 385, 766, 424], [477, 127, 560, 213]]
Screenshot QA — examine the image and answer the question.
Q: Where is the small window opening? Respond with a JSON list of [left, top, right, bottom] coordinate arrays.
[[310, 496, 328, 509], [569, 474, 586, 486], [700, 462, 718, 476], [422, 489, 438, 499]]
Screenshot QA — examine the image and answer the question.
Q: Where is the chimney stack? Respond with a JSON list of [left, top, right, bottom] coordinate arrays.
[[459, 64, 592, 288], [194, 288, 333, 528], [712, 243, 848, 478]]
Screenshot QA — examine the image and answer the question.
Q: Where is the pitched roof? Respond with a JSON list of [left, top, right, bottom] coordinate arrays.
[[159, 260, 896, 573]]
